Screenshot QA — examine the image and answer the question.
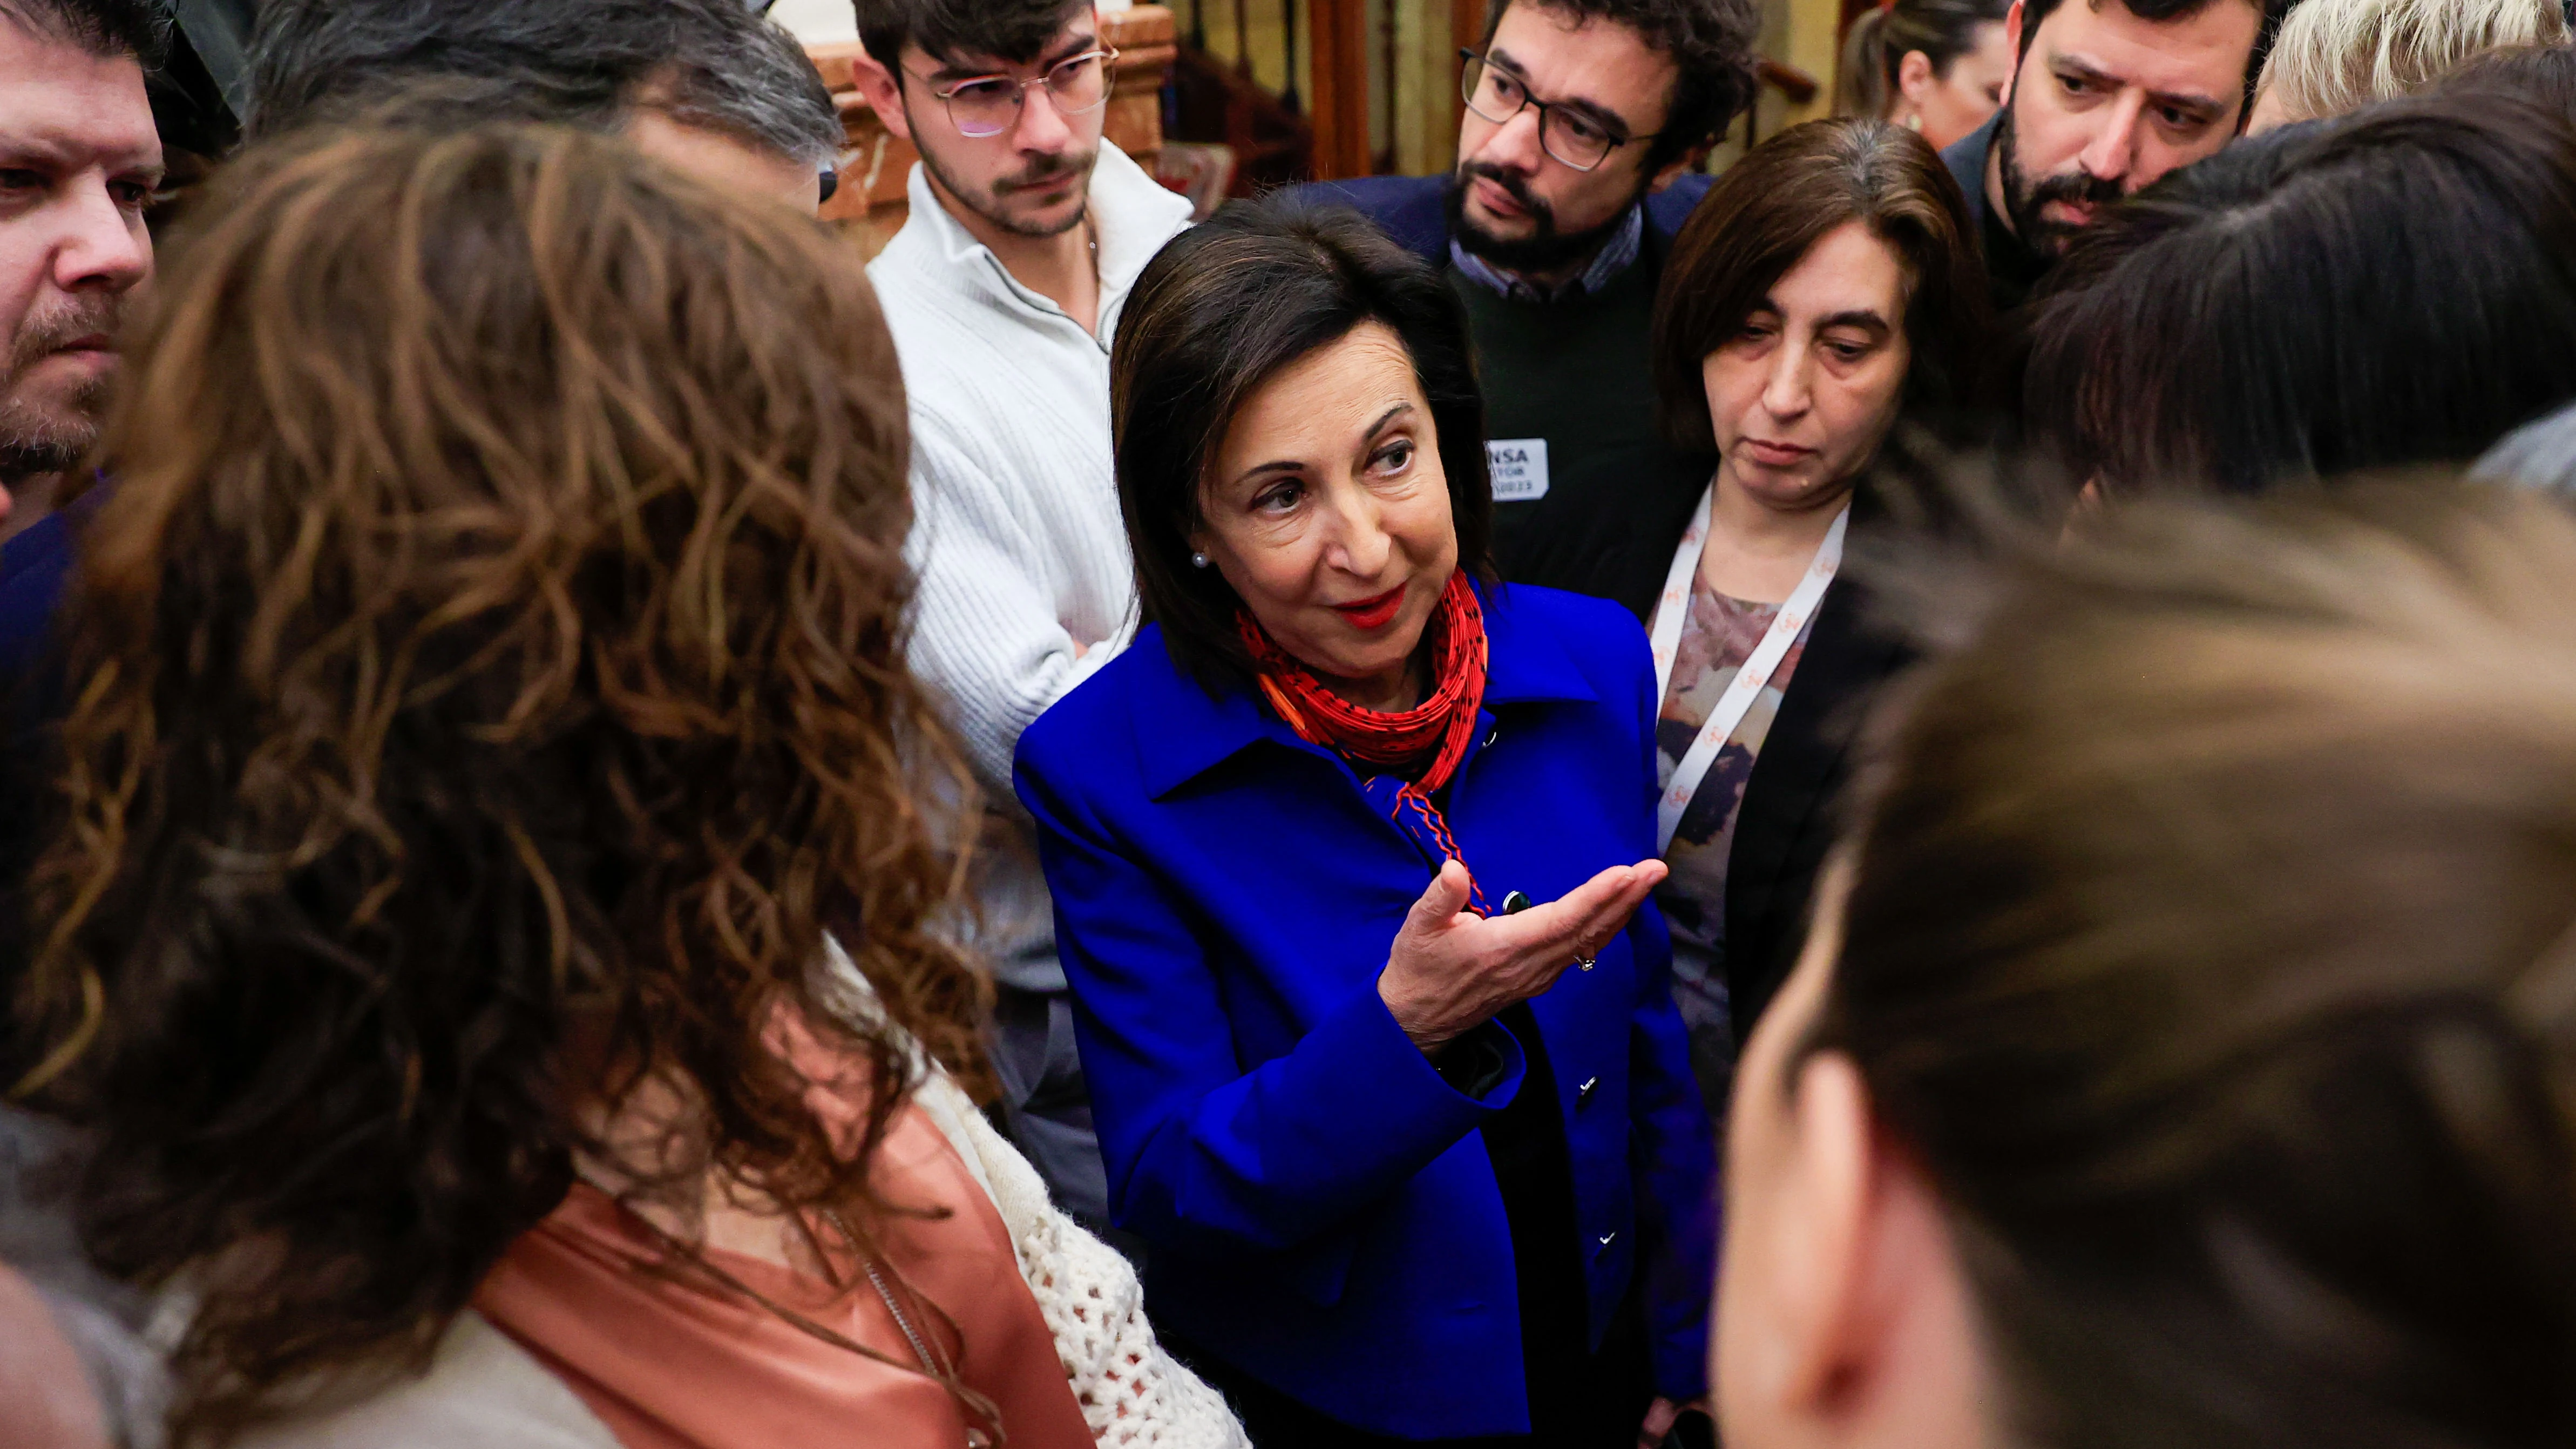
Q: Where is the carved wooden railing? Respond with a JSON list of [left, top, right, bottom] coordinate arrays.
[[1745, 58, 1823, 146], [1157, 0, 1481, 184], [1165, 42, 1313, 195], [1306, 0, 1369, 179]]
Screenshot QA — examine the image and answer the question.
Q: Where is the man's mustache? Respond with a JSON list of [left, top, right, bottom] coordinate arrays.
[[1459, 161, 1554, 229], [2027, 168, 2124, 215], [9, 295, 123, 377], [997, 151, 1094, 194]]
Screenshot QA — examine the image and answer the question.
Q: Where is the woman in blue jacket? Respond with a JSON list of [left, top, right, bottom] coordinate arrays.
[[1014, 198, 1717, 1447]]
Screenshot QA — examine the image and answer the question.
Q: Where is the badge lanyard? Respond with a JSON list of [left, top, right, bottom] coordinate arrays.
[[1648, 482, 1849, 854]]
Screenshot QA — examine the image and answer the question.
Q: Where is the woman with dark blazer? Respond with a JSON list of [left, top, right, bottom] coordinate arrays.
[[1014, 199, 1716, 1447], [1639, 119, 1990, 1103]]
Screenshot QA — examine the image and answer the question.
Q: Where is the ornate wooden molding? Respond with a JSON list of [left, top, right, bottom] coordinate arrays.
[[1306, 0, 1372, 179], [1757, 57, 1821, 107]]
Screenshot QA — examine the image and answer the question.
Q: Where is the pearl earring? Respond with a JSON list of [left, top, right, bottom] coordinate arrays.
[[1190, 551, 1210, 568]]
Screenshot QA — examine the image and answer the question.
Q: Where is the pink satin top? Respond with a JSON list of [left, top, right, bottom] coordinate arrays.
[[474, 1099, 1094, 1449]]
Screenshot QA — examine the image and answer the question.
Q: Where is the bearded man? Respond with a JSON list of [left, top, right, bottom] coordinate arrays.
[[1301, 0, 1758, 619]]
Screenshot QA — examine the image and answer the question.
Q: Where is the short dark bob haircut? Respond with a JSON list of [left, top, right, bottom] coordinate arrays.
[[1652, 117, 1991, 456], [1112, 197, 1495, 685], [2024, 91, 2576, 495]]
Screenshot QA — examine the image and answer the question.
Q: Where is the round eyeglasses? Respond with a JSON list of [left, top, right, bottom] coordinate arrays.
[[921, 48, 1121, 139], [1458, 50, 1656, 172]]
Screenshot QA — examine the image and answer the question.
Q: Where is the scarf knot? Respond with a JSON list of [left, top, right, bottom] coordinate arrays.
[[1238, 572, 1495, 913]]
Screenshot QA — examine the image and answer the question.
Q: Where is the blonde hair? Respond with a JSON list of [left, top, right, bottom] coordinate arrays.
[[2255, 0, 2571, 122]]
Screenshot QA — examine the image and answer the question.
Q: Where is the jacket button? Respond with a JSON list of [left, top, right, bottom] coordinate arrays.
[[1576, 1076, 1598, 1106]]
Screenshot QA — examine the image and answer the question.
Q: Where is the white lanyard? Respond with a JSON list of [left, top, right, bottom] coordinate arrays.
[[1648, 482, 1848, 854]]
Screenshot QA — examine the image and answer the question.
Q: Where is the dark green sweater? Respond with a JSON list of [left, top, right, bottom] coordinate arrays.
[[1448, 239, 1711, 622]]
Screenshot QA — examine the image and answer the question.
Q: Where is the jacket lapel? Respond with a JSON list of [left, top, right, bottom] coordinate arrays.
[[1722, 571, 1910, 1029]]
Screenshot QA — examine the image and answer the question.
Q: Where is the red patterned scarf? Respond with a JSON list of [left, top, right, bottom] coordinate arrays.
[[1238, 571, 1494, 913]]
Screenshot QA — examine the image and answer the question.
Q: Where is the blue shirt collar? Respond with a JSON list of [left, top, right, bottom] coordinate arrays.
[[1450, 202, 1645, 304], [1131, 580, 1599, 800]]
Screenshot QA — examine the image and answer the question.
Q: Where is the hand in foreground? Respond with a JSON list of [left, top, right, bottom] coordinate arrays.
[[1379, 858, 1667, 1052]]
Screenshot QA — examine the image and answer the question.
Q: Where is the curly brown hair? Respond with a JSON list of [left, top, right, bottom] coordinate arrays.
[[12, 121, 987, 1440]]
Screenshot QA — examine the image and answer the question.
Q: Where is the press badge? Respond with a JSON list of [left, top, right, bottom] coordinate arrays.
[[1487, 438, 1550, 503]]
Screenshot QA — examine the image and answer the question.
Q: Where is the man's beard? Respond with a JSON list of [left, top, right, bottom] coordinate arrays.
[[1447, 160, 1642, 276], [1995, 107, 2124, 262], [0, 294, 120, 484], [909, 108, 1098, 240]]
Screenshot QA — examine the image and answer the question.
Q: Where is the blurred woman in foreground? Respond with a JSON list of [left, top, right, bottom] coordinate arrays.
[[1718, 480, 2576, 1449], [15, 123, 1233, 1448]]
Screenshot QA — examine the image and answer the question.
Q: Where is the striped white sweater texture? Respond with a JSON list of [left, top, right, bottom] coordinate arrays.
[[870, 142, 1192, 989]]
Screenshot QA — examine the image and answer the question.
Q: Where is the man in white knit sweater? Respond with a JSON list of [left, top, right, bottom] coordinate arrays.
[[853, 0, 1190, 1239]]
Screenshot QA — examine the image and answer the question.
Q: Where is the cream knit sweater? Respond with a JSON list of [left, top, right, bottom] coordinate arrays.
[[870, 145, 1191, 993]]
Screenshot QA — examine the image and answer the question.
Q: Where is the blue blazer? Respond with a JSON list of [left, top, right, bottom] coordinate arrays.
[[1014, 583, 1716, 1439]]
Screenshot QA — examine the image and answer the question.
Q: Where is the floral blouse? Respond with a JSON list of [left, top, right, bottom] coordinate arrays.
[[1650, 570, 1815, 1116]]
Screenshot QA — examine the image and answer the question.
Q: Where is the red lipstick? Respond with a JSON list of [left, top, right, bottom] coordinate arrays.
[[1330, 585, 1406, 631], [1743, 438, 1815, 468]]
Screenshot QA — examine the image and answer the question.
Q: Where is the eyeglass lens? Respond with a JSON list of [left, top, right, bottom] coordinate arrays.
[[946, 53, 1114, 138], [1458, 56, 1618, 171]]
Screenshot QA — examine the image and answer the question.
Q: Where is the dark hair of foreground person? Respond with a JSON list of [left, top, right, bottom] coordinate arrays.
[[2438, 38, 2576, 117], [2023, 91, 2576, 494], [1721, 478, 2576, 1448]]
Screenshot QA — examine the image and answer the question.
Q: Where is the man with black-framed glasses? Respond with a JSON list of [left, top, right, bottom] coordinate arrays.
[[851, 0, 1190, 1252], [1303, 0, 1757, 624]]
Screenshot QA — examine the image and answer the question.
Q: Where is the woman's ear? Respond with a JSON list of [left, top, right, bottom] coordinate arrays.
[[1772, 1052, 1879, 1411], [1895, 50, 1938, 111], [1714, 985, 1878, 1439], [1841, 1132, 1989, 1449], [1723, 1053, 1988, 1449]]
